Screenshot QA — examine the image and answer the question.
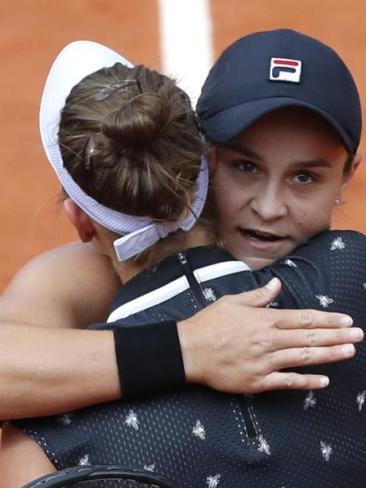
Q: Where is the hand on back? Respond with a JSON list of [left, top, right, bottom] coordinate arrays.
[[178, 278, 362, 394]]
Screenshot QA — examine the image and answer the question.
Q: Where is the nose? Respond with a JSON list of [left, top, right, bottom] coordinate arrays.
[[249, 184, 288, 221]]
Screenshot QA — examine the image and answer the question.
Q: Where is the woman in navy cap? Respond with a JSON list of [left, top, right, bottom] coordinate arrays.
[[2, 31, 366, 487]]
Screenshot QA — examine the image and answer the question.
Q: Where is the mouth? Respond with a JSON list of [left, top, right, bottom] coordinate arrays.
[[241, 228, 286, 242], [238, 228, 290, 254]]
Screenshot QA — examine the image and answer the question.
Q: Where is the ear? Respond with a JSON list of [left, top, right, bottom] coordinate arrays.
[[340, 152, 362, 198], [63, 199, 96, 242]]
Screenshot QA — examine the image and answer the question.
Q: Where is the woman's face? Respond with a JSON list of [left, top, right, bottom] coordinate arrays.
[[210, 108, 359, 269]]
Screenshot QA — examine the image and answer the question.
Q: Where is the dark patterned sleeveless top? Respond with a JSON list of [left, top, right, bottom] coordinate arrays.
[[17, 230, 366, 488]]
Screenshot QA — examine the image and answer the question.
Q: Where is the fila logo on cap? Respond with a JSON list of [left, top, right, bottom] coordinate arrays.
[[269, 57, 302, 83]]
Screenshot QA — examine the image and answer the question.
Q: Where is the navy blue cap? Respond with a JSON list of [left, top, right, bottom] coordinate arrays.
[[197, 29, 362, 153]]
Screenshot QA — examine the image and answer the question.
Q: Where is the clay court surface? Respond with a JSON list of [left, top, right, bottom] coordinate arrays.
[[1, 0, 366, 291]]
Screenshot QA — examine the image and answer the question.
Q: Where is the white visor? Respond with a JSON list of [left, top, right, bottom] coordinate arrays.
[[40, 40, 208, 261]]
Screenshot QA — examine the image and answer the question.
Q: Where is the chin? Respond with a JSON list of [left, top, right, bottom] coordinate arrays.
[[245, 256, 277, 270], [234, 246, 298, 269], [225, 234, 299, 270], [230, 250, 275, 269]]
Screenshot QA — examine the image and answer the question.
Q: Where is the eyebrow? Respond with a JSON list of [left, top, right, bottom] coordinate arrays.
[[222, 142, 263, 161], [291, 159, 332, 169], [223, 143, 333, 169]]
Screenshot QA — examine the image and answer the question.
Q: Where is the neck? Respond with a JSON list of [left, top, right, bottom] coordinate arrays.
[[112, 223, 216, 284]]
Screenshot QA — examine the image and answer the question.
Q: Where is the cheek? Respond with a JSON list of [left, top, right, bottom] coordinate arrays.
[[213, 184, 251, 226], [211, 170, 242, 219], [213, 190, 236, 222], [292, 191, 336, 234], [212, 166, 257, 212]]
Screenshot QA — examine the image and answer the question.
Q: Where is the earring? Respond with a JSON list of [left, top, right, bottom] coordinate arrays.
[[335, 198, 341, 206]]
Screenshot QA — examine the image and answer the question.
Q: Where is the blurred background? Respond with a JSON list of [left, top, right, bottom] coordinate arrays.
[[1, 0, 365, 291]]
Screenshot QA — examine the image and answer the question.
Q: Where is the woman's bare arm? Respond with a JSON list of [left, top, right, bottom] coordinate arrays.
[[0, 324, 120, 418], [0, 424, 55, 488], [0, 242, 121, 329], [0, 244, 359, 420], [0, 242, 122, 419]]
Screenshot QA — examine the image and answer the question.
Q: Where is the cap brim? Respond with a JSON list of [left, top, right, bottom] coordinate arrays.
[[40, 40, 134, 162], [202, 97, 354, 152]]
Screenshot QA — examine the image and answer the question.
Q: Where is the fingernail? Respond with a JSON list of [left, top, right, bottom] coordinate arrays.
[[320, 376, 329, 387], [351, 328, 364, 340], [342, 344, 355, 356], [266, 277, 279, 290], [341, 316, 353, 326]]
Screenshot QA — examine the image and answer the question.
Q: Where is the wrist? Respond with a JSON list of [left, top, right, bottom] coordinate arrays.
[[177, 318, 203, 385], [113, 321, 185, 399]]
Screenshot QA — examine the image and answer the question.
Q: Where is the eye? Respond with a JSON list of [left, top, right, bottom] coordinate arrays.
[[233, 160, 261, 175], [292, 172, 317, 184]]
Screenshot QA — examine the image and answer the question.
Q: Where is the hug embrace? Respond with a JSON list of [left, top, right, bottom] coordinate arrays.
[[1, 29, 366, 488]]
